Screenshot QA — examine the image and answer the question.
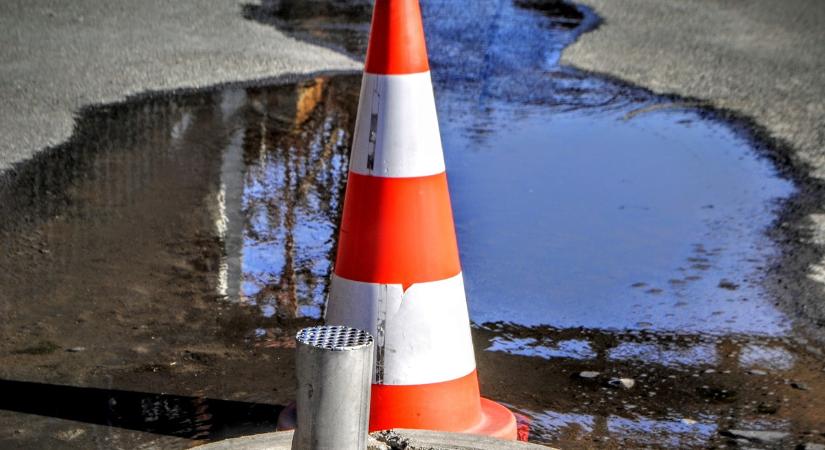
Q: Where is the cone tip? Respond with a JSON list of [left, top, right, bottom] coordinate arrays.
[[365, 0, 430, 75]]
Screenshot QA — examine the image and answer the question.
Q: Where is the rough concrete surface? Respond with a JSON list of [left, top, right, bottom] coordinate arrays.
[[194, 429, 554, 450], [562, 0, 825, 335], [0, 0, 360, 173]]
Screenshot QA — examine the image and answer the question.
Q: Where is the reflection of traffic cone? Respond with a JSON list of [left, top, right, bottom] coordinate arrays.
[[325, 0, 517, 439]]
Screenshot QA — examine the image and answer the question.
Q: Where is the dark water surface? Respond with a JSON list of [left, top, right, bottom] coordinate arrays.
[[1, 0, 824, 449], [0, 78, 361, 449]]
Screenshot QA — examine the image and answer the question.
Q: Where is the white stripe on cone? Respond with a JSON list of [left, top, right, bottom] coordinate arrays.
[[326, 272, 476, 385], [350, 72, 445, 178]]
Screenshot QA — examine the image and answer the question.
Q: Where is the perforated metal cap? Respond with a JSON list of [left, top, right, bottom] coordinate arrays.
[[296, 326, 373, 351]]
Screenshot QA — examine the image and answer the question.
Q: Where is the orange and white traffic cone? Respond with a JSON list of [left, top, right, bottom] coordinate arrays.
[[325, 0, 518, 440]]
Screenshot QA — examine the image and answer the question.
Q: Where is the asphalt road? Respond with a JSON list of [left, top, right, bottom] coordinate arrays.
[[0, 0, 359, 172], [563, 0, 825, 180], [562, 0, 825, 338]]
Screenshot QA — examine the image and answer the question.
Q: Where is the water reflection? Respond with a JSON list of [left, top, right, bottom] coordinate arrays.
[[482, 322, 799, 373], [214, 78, 356, 319], [246, 0, 796, 334], [608, 341, 718, 368], [0, 76, 355, 326], [477, 323, 822, 448], [520, 408, 719, 448], [0, 0, 819, 448], [0, 76, 358, 448], [739, 344, 797, 371], [607, 414, 718, 448], [418, 0, 797, 333], [487, 336, 596, 360]]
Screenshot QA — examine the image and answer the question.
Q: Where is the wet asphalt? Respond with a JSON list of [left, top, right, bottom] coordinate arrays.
[[3, 69, 821, 448], [0, 1, 825, 448]]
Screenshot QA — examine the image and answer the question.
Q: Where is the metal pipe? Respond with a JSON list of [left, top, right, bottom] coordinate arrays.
[[292, 325, 374, 450]]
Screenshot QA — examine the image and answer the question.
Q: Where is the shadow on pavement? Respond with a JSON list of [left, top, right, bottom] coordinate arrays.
[[0, 379, 283, 440]]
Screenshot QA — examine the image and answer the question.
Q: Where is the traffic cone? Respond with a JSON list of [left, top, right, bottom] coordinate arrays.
[[324, 0, 518, 439]]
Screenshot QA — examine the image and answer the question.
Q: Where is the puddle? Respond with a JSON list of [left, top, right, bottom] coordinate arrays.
[[520, 408, 718, 448], [0, 76, 360, 448], [1, 0, 823, 448], [487, 336, 596, 360], [450, 107, 792, 334], [250, 0, 795, 334], [607, 341, 718, 368], [476, 323, 825, 448], [421, 0, 793, 335]]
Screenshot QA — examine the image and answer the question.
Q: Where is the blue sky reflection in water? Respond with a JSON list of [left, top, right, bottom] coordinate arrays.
[[415, 0, 795, 334], [232, 0, 797, 335], [447, 106, 793, 333]]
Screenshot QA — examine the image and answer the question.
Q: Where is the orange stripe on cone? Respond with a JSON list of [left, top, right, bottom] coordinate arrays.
[[370, 371, 518, 440], [369, 370, 482, 432], [335, 172, 460, 289]]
